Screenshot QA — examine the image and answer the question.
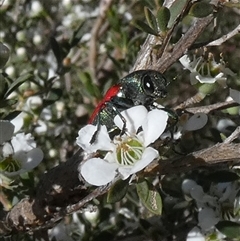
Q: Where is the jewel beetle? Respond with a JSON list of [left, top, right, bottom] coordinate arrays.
[[88, 70, 168, 136], [89, 70, 168, 133]]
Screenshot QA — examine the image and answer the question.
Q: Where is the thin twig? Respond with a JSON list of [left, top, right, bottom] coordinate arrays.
[[224, 126, 240, 144], [155, 15, 214, 72], [174, 92, 206, 110], [207, 24, 240, 46], [89, 0, 113, 84], [184, 100, 239, 114], [155, 143, 240, 175]]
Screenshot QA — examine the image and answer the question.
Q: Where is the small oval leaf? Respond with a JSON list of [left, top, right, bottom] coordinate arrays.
[[168, 0, 188, 28], [0, 42, 10, 69], [4, 111, 22, 121], [136, 179, 162, 215], [107, 178, 129, 203], [216, 221, 240, 239], [4, 73, 33, 98], [44, 88, 62, 106], [157, 7, 171, 32], [0, 74, 8, 98], [133, 20, 159, 36], [0, 99, 18, 108], [189, 2, 213, 18], [50, 37, 62, 64], [69, 21, 86, 47], [144, 7, 158, 32]]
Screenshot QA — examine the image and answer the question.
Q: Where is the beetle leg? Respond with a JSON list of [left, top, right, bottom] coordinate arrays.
[[89, 105, 103, 144], [105, 101, 127, 136]]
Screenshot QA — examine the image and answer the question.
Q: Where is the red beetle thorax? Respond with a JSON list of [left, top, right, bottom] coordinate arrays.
[[88, 84, 121, 124]]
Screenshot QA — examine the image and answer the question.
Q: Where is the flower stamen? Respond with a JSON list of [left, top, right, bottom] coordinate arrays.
[[0, 157, 21, 173], [116, 137, 144, 166]]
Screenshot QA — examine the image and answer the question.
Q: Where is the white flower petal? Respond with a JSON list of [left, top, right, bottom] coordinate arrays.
[[34, 120, 47, 134], [11, 113, 24, 133], [3, 148, 44, 177], [114, 106, 148, 133], [196, 74, 216, 84], [179, 55, 193, 71], [198, 207, 220, 230], [130, 147, 158, 174], [80, 158, 118, 186], [20, 148, 44, 170], [11, 133, 36, 153], [230, 88, 240, 104], [182, 179, 198, 195], [142, 109, 168, 146], [118, 147, 159, 180], [104, 151, 117, 163], [0, 120, 15, 145], [183, 113, 208, 131], [76, 125, 113, 153], [2, 142, 14, 157], [25, 96, 43, 111], [118, 166, 133, 180], [187, 227, 205, 241], [190, 185, 204, 201]]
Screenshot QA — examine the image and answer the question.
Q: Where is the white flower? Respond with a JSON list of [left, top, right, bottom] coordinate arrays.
[[198, 207, 220, 230], [187, 227, 205, 241], [48, 222, 74, 241], [0, 133, 44, 176], [179, 54, 235, 85], [77, 106, 168, 186], [163, 112, 208, 141], [30, 1, 43, 16], [182, 179, 240, 232]]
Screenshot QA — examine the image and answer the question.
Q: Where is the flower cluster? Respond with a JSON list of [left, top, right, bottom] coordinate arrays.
[[179, 54, 235, 86], [183, 179, 240, 239], [76, 106, 168, 186], [0, 120, 44, 177]]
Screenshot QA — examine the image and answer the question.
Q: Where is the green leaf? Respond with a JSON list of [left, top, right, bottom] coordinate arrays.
[[0, 74, 8, 98], [189, 2, 213, 18], [0, 42, 10, 69], [4, 111, 22, 121], [216, 221, 240, 239], [144, 7, 158, 32], [79, 71, 101, 99], [168, 0, 188, 28], [50, 37, 60, 60], [133, 20, 159, 36], [157, 7, 171, 32], [107, 179, 129, 203], [139, 0, 155, 9], [4, 73, 33, 98], [136, 178, 162, 215], [69, 21, 86, 47], [44, 88, 62, 106], [156, 0, 164, 8], [0, 99, 18, 108]]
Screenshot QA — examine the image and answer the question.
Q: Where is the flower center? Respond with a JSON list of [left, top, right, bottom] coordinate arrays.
[[0, 157, 21, 172], [115, 136, 144, 166]]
